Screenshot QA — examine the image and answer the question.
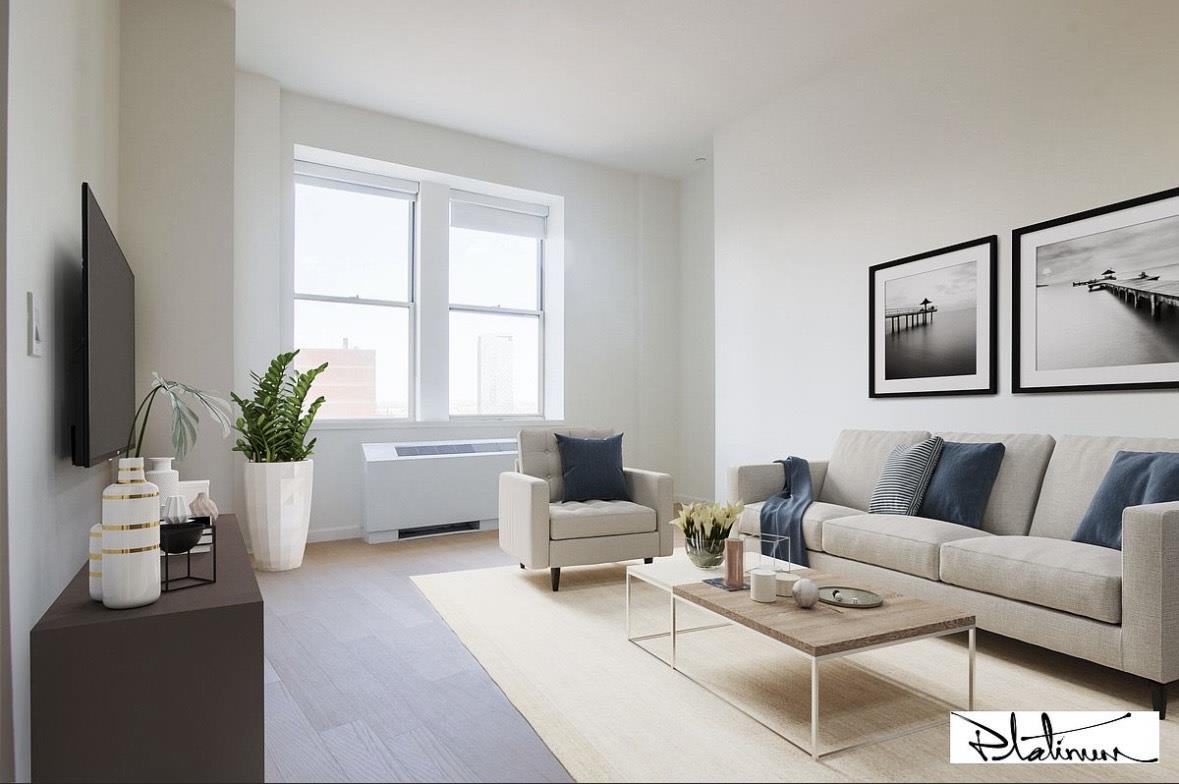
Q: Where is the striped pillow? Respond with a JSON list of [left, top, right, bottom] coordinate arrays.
[[869, 436, 945, 516]]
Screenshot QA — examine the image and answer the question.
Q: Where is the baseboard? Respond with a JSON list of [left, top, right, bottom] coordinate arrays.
[[306, 524, 363, 543]]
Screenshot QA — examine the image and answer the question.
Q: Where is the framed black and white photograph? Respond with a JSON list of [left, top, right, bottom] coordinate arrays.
[[869, 236, 998, 398], [1013, 185, 1179, 393]]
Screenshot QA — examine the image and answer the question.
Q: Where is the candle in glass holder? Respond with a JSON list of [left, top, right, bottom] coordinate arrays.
[[724, 538, 744, 588]]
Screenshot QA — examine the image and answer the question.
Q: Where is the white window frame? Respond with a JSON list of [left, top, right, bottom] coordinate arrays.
[[447, 232, 546, 419], [291, 163, 417, 420], [285, 145, 566, 429]]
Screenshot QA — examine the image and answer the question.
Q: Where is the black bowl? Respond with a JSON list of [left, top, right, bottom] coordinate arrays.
[[160, 518, 208, 554]]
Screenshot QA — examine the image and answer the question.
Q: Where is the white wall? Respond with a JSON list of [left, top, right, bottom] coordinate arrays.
[[119, 0, 236, 504], [5, 1, 121, 778], [233, 71, 282, 515], [713, 0, 1179, 494], [678, 162, 715, 501], [235, 90, 683, 540]]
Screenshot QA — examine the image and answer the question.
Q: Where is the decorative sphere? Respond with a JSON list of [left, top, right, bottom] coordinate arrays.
[[792, 578, 819, 608]]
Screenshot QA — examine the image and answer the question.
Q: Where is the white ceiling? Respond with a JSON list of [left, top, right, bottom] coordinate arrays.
[[236, 0, 941, 178]]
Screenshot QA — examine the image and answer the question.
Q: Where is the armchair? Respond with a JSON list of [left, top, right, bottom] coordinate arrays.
[[499, 428, 674, 590]]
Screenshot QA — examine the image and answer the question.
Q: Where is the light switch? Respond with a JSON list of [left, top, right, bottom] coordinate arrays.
[[27, 291, 43, 357]]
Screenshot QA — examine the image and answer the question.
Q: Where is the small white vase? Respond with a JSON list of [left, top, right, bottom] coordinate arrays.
[[243, 460, 313, 571], [162, 495, 189, 525], [101, 457, 161, 609], [88, 524, 103, 602], [145, 457, 180, 510], [189, 491, 219, 521]]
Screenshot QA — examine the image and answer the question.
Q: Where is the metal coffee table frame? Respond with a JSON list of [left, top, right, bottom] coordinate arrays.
[[625, 566, 729, 661], [666, 590, 975, 761]]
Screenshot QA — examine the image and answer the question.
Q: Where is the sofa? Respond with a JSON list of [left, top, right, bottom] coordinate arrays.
[[499, 428, 675, 590], [729, 429, 1179, 716]]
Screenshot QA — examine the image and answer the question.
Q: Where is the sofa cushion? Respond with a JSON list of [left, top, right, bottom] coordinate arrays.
[[868, 436, 944, 516], [549, 500, 656, 540], [736, 501, 862, 551], [820, 430, 930, 510], [934, 432, 1055, 536], [518, 427, 616, 502], [1030, 435, 1179, 540], [917, 441, 1005, 528], [940, 536, 1122, 623], [822, 514, 992, 580], [1074, 450, 1179, 550]]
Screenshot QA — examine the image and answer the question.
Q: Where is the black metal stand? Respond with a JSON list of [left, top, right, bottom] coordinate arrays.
[[161, 522, 217, 592]]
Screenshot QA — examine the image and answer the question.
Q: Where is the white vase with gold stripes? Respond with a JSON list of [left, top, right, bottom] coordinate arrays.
[[101, 457, 161, 609], [88, 524, 103, 601]]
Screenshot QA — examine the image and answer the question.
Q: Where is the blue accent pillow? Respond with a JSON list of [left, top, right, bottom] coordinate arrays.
[[918, 441, 1006, 528], [555, 433, 630, 502], [1074, 451, 1179, 550]]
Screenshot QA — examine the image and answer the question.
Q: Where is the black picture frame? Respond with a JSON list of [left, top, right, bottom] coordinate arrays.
[[868, 236, 998, 398], [1012, 185, 1179, 394]]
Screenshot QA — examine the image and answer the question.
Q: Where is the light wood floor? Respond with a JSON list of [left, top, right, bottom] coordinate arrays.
[[256, 530, 572, 783]]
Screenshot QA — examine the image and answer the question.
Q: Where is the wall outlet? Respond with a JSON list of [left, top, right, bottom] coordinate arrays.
[[27, 291, 43, 357]]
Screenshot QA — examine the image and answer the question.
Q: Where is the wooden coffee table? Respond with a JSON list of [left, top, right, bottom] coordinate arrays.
[[669, 566, 975, 760]]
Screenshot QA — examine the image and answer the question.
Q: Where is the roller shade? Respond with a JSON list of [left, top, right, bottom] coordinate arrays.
[[294, 160, 418, 197], [450, 191, 548, 239]]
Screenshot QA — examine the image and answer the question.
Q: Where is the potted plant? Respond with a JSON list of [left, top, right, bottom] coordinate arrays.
[[124, 373, 233, 503], [231, 351, 328, 571], [672, 501, 744, 568]]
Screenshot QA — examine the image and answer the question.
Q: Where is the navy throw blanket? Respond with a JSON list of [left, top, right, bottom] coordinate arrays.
[[758, 457, 813, 567]]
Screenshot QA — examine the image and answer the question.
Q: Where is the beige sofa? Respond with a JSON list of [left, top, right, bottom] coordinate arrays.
[[500, 428, 674, 591], [730, 429, 1179, 716]]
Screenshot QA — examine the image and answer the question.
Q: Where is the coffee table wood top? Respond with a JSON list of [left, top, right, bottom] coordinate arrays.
[[672, 568, 974, 657]]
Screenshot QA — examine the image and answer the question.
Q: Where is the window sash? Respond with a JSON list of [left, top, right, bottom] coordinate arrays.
[[448, 236, 543, 312], [292, 163, 418, 419], [447, 306, 544, 418], [293, 298, 416, 421]]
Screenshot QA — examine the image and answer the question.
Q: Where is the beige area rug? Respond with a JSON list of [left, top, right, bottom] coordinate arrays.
[[413, 558, 1179, 782]]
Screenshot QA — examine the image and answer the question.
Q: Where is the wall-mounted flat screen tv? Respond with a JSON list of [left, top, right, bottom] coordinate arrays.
[[72, 183, 135, 467]]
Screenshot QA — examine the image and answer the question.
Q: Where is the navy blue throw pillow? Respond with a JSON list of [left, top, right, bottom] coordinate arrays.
[[555, 433, 630, 502], [917, 441, 1006, 528], [1074, 451, 1179, 550]]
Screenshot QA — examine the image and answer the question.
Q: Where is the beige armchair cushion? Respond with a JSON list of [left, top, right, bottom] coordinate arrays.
[[822, 514, 991, 580], [941, 535, 1122, 624], [549, 500, 656, 541]]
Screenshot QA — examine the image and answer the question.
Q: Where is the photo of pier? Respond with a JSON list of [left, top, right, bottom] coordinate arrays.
[[883, 260, 977, 380], [1034, 213, 1179, 371]]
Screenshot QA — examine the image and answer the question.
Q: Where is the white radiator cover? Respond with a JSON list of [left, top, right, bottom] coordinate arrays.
[[361, 438, 518, 543]]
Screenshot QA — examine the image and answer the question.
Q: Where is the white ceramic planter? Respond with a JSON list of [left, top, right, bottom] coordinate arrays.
[[243, 460, 314, 571]]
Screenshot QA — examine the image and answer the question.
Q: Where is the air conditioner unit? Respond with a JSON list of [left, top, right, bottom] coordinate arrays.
[[361, 438, 518, 543]]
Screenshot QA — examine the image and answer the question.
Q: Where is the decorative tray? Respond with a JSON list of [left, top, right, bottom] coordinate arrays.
[[818, 586, 882, 609]]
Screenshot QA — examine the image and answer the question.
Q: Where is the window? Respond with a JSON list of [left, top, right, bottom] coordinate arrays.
[[448, 193, 546, 416], [292, 163, 415, 418], [289, 151, 561, 424]]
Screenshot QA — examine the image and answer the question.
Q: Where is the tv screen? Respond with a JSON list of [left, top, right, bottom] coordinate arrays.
[[73, 183, 135, 467]]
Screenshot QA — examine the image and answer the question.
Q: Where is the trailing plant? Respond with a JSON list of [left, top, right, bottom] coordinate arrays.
[[231, 350, 328, 463], [125, 373, 233, 460]]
